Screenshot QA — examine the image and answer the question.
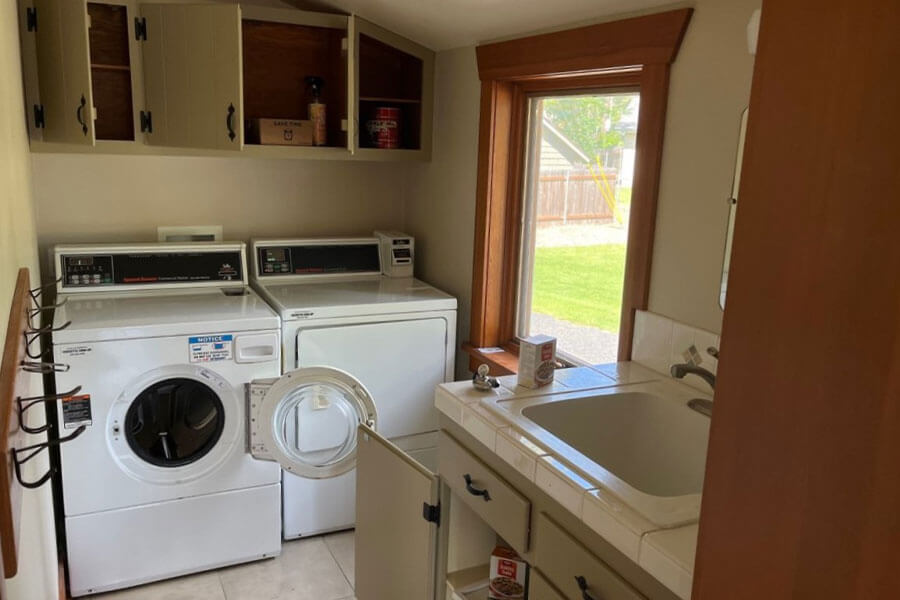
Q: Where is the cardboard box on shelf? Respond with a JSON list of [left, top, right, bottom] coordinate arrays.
[[245, 119, 313, 146], [488, 546, 528, 599]]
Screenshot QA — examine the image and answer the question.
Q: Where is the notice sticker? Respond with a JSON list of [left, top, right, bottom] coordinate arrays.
[[189, 335, 234, 363], [62, 394, 92, 429]]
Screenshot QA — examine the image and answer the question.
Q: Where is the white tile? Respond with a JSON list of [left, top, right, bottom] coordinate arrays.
[[534, 456, 596, 518], [460, 404, 505, 451], [582, 489, 654, 562], [495, 427, 549, 481], [435, 386, 466, 424], [497, 374, 572, 396], [323, 530, 355, 587], [639, 524, 699, 600], [90, 571, 225, 600], [218, 537, 353, 600], [553, 366, 617, 391], [589, 362, 661, 384], [631, 311, 674, 377]]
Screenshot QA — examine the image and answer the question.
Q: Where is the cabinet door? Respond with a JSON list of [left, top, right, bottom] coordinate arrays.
[[530, 569, 568, 600], [355, 425, 439, 600], [352, 16, 434, 159], [140, 3, 242, 149], [33, 0, 95, 144]]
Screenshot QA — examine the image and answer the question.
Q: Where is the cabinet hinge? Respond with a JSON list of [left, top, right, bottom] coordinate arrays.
[[33, 104, 45, 129], [26, 7, 37, 32], [422, 502, 440, 525], [134, 16, 147, 41], [140, 110, 152, 133]]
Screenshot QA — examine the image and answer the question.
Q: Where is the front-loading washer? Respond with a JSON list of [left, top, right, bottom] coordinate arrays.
[[248, 236, 457, 539], [51, 242, 283, 596]]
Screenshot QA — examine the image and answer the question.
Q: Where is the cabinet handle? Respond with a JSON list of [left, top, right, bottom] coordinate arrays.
[[463, 473, 491, 501], [76, 95, 88, 136], [226, 103, 236, 141], [575, 575, 598, 600]]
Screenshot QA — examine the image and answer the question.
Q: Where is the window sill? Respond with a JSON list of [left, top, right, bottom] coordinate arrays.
[[461, 342, 518, 375]]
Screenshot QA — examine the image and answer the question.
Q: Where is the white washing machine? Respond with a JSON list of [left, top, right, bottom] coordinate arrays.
[[249, 236, 457, 539], [51, 242, 284, 596]]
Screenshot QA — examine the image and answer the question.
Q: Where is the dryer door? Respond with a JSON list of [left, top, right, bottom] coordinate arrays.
[[249, 366, 377, 479]]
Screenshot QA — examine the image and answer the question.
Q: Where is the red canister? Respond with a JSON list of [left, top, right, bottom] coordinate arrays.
[[366, 107, 400, 149]]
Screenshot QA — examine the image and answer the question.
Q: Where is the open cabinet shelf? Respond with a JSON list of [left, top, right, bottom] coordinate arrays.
[[87, 2, 135, 141], [241, 16, 348, 149]]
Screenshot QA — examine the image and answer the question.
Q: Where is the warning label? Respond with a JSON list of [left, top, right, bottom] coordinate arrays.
[[62, 394, 92, 429], [189, 334, 234, 363], [60, 345, 92, 357]]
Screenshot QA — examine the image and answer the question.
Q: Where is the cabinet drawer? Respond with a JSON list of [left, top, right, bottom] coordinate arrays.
[[534, 514, 645, 600], [438, 431, 531, 553], [530, 569, 567, 600]]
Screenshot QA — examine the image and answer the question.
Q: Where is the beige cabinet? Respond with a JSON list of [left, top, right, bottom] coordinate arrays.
[[355, 423, 660, 600], [141, 3, 242, 149], [355, 426, 440, 600], [31, 0, 146, 145], [352, 16, 434, 160], [20, 3, 433, 161]]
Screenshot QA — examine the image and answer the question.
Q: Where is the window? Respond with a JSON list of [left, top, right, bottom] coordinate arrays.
[[464, 9, 692, 374], [518, 92, 641, 364]]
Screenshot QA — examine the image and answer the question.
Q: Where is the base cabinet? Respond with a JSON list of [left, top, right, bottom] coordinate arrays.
[[355, 424, 656, 600]]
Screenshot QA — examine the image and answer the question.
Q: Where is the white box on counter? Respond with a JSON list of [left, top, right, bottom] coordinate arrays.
[[517, 335, 556, 389]]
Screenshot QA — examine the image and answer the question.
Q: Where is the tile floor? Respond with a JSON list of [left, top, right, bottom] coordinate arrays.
[[92, 531, 357, 600]]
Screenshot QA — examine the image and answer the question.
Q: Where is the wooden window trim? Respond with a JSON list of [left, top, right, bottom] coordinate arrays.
[[465, 9, 692, 375]]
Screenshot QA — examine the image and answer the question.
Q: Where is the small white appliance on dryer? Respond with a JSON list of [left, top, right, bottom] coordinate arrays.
[[249, 235, 457, 539], [51, 242, 283, 596]]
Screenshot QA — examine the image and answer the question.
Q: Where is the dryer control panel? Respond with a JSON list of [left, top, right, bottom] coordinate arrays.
[[55, 243, 247, 292], [255, 241, 382, 278]]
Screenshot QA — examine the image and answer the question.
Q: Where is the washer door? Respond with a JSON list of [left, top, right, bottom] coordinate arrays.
[[249, 366, 377, 479]]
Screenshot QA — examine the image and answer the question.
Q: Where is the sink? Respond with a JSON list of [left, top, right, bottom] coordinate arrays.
[[522, 391, 709, 498], [485, 380, 711, 526]]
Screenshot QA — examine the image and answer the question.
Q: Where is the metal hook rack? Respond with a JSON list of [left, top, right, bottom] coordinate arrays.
[[16, 386, 82, 435], [12, 425, 86, 490], [2, 269, 80, 579]]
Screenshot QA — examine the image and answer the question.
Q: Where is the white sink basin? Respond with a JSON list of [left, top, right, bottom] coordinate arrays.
[[484, 380, 711, 526]]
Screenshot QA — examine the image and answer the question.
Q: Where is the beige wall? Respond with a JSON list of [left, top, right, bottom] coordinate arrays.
[[0, 1, 58, 598], [32, 154, 411, 274], [648, 1, 758, 332], [404, 47, 481, 377], [406, 0, 760, 367]]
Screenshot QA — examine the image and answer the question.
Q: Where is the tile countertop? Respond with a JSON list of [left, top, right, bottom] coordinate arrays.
[[434, 363, 703, 600]]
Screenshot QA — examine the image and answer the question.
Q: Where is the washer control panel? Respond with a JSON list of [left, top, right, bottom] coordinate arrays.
[[59, 249, 244, 289], [256, 242, 381, 278]]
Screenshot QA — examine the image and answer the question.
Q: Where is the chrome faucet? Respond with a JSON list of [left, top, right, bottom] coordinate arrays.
[[670, 363, 716, 390], [670, 346, 718, 390]]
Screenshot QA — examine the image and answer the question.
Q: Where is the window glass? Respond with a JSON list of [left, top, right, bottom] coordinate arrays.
[[518, 92, 641, 364]]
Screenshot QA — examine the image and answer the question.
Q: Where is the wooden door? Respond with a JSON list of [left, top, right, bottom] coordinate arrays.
[[355, 425, 439, 600], [693, 1, 900, 598], [32, 0, 95, 144], [352, 16, 434, 158], [140, 3, 242, 149]]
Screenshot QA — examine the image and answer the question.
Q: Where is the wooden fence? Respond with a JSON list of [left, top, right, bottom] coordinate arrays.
[[536, 168, 617, 224]]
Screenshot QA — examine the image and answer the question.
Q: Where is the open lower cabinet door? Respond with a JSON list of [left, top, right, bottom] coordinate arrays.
[[355, 425, 440, 600]]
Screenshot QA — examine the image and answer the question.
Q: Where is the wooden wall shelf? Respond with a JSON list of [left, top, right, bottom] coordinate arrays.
[[0, 269, 31, 580]]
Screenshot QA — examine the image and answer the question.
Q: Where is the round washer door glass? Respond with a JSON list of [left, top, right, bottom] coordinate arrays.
[[125, 378, 226, 468], [254, 367, 377, 479]]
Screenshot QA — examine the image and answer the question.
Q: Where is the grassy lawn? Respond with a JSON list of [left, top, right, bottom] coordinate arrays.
[[531, 244, 626, 332]]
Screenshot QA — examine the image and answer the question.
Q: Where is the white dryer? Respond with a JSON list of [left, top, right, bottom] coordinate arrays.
[[249, 237, 457, 539], [51, 243, 284, 596]]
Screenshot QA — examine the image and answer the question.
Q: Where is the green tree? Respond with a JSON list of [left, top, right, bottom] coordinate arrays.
[[542, 95, 635, 163]]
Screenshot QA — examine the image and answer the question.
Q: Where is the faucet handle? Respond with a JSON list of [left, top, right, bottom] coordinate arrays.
[[707, 346, 719, 360]]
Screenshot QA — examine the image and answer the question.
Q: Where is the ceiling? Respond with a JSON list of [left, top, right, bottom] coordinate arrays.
[[285, 0, 681, 51]]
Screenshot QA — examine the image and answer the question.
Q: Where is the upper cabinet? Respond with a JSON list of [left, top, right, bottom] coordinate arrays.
[[141, 3, 242, 150], [353, 17, 434, 160], [20, 2, 433, 161]]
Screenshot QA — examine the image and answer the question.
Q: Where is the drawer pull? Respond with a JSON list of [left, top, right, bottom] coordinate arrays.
[[463, 473, 492, 501], [575, 575, 598, 600]]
